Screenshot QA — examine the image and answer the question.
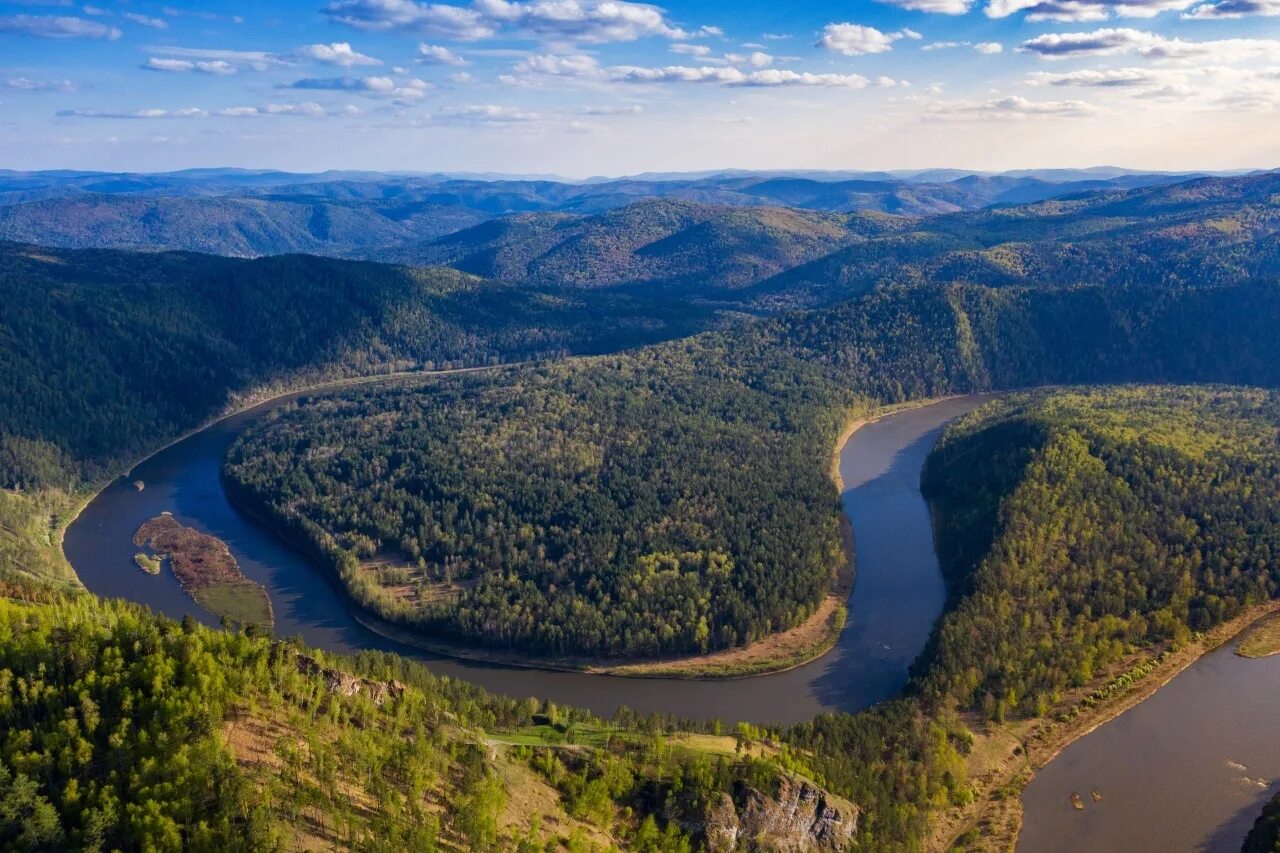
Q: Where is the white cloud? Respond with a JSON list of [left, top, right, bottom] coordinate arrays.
[[875, 0, 973, 14], [284, 75, 432, 100], [219, 102, 332, 117], [450, 71, 474, 82], [670, 43, 712, 56], [927, 95, 1098, 119], [0, 14, 120, 38], [298, 42, 382, 66], [324, 0, 705, 43], [147, 47, 286, 72], [731, 69, 871, 87], [816, 23, 901, 56], [577, 104, 642, 114], [143, 58, 238, 74], [123, 12, 168, 28], [417, 43, 468, 65], [986, 0, 1202, 19], [57, 107, 209, 119], [438, 103, 542, 122], [974, 41, 1004, 53], [725, 51, 774, 67], [3, 77, 76, 92], [1184, 0, 1280, 16], [511, 53, 871, 87], [1019, 28, 1280, 61], [1028, 66, 1163, 85]]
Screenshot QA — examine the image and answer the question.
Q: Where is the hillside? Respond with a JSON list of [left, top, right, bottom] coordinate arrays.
[[388, 199, 898, 291], [0, 586, 865, 851], [751, 171, 1280, 307], [0, 195, 487, 258], [0, 242, 719, 493], [222, 281, 1280, 661], [0, 169, 1208, 262]]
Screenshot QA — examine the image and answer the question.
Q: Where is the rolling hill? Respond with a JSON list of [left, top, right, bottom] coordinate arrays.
[[387, 198, 907, 291]]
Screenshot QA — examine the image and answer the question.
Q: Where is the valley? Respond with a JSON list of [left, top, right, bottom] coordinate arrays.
[[5, 169, 1280, 851]]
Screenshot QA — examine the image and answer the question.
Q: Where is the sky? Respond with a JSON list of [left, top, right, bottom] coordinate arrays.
[[1, 0, 1278, 176]]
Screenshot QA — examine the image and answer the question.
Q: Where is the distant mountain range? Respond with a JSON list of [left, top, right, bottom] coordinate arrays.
[[0, 167, 1267, 261]]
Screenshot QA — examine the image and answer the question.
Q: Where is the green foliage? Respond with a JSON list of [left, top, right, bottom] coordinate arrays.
[[225, 281, 1280, 659], [0, 590, 772, 850], [0, 241, 716, 491], [921, 387, 1280, 718]]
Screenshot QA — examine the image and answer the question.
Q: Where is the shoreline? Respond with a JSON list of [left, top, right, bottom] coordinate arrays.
[[929, 599, 1280, 852], [229, 392, 965, 679], [221, 411, 878, 680], [55, 362, 521, 583]]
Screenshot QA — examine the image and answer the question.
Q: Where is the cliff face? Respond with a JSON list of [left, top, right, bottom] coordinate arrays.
[[704, 773, 859, 852]]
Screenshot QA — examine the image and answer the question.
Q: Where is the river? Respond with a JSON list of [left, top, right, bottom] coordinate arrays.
[[64, 386, 981, 724], [1018, 633, 1280, 852]]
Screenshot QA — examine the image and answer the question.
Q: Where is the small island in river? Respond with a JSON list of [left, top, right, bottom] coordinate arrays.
[[133, 513, 274, 630]]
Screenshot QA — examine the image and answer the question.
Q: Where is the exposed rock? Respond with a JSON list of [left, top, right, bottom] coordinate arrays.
[[705, 793, 742, 851], [704, 773, 858, 852], [290, 648, 403, 706]]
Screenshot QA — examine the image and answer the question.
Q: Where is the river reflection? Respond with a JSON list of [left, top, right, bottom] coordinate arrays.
[[65, 385, 982, 724]]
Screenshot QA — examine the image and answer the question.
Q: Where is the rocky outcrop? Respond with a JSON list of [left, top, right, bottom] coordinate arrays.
[[284, 646, 406, 706], [704, 774, 858, 852]]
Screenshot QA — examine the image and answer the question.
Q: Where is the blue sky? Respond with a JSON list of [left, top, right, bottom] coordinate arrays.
[[1, 0, 1278, 175]]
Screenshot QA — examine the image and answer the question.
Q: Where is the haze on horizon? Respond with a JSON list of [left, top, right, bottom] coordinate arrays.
[[1, 0, 1279, 175]]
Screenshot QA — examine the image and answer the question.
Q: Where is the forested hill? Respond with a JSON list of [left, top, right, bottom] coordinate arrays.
[[223, 280, 1280, 661], [751, 171, 1280, 307], [0, 584, 862, 851], [0, 242, 716, 492], [1244, 791, 1280, 853], [0, 194, 488, 258], [0, 168, 1216, 263], [384, 198, 904, 291]]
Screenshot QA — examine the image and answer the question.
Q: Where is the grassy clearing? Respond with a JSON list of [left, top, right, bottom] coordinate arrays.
[[194, 581, 274, 630], [1237, 612, 1280, 658]]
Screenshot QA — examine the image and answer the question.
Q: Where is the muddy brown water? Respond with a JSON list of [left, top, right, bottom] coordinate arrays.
[[65, 390, 983, 724], [1018, 637, 1280, 853]]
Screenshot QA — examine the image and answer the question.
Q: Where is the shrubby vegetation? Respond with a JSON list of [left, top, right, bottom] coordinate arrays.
[[225, 281, 1280, 659]]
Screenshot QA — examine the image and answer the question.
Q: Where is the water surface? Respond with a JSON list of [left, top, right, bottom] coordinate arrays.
[[1019, 637, 1280, 853], [65, 388, 981, 724]]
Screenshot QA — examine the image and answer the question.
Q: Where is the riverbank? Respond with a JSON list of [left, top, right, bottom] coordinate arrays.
[[228, 456, 858, 680], [928, 600, 1280, 852], [1237, 611, 1280, 659], [53, 363, 520, 587], [219, 396, 919, 680]]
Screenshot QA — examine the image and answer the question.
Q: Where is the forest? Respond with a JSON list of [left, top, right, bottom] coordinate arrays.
[[0, 241, 717, 492], [920, 387, 1280, 719], [224, 281, 1280, 660], [0, 583, 855, 852]]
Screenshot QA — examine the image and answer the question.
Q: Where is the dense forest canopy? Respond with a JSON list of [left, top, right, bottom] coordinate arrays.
[[920, 387, 1280, 720], [224, 282, 1280, 659], [0, 242, 718, 492]]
